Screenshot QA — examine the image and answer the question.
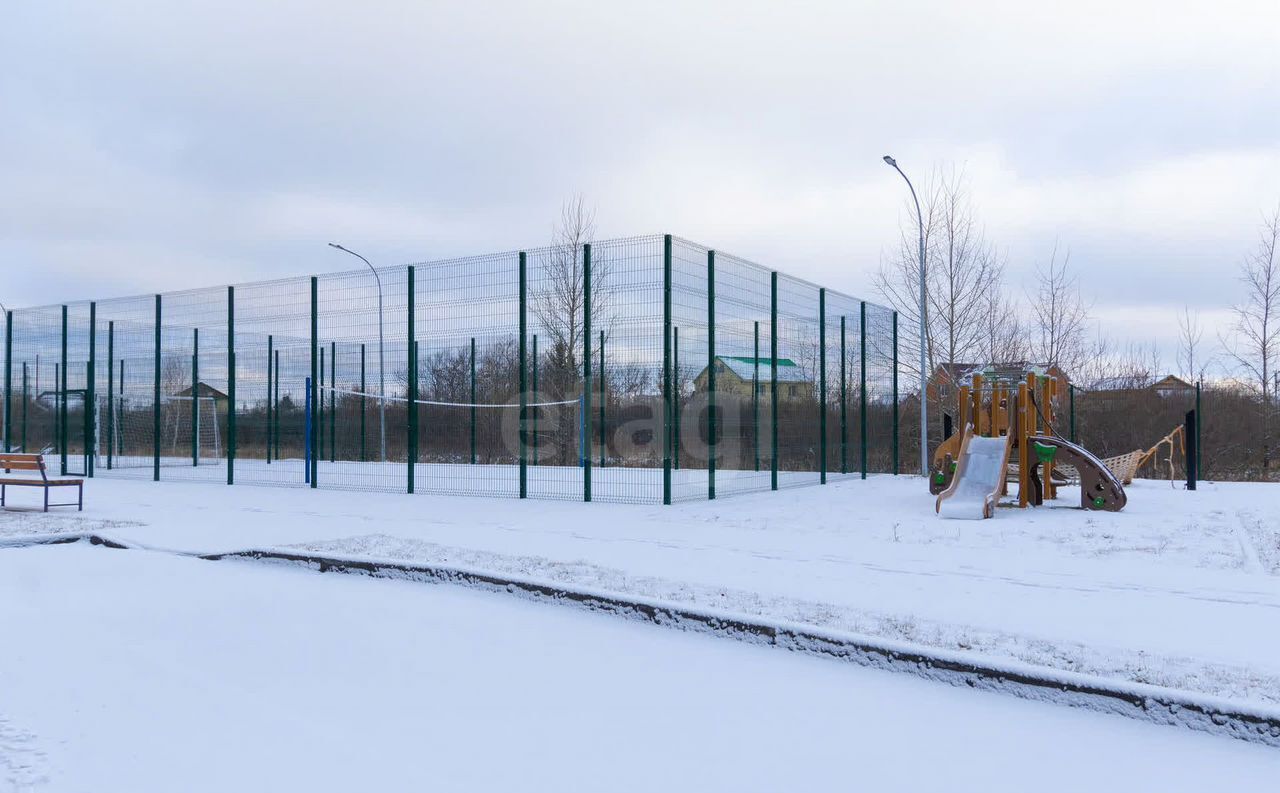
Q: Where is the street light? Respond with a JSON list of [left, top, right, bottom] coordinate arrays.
[[327, 243, 387, 463], [882, 155, 929, 477]]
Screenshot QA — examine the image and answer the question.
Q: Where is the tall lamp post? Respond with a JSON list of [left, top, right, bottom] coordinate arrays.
[[882, 155, 929, 476], [327, 243, 387, 463]]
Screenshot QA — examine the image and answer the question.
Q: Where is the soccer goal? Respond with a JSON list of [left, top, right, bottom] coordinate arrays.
[[106, 395, 223, 467]]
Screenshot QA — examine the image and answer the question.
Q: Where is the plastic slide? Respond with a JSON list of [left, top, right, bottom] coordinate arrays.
[[935, 425, 1013, 520]]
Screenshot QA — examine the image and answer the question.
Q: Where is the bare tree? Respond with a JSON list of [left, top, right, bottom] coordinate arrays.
[[875, 168, 1007, 384], [532, 195, 613, 395], [978, 278, 1023, 365], [1223, 207, 1280, 479], [1028, 242, 1091, 375], [1177, 306, 1209, 383]]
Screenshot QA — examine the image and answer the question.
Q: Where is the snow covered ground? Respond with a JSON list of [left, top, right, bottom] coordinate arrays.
[[1, 542, 1277, 792], [3, 472, 1278, 711]]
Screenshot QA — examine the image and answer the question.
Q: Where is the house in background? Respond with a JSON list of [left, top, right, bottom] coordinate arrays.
[[170, 382, 230, 415], [1088, 374, 1194, 398], [692, 356, 812, 401]]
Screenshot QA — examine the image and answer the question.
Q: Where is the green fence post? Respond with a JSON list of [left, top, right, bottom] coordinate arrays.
[[599, 330, 605, 468], [310, 277, 317, 488], [266, 334, 273, 464], [1195, 380, 1202, 476], [819, 288, 827, 484], [770, 271, 778, 492], [360, 343, 367, 463], [673, 325, 680, 471], [227, 286, 236, 485], [3, 310, 11, 453], [469, 337, 476, 465], [860, 301, 867, 480], [61, 305, 68, 475], [407, 266, 416, 494], [192, 328, 199, 467], [707, 249, 716, 500], [106, 324, 113, 468], [583, 242, 593, 502], [1069, 383, 1076, 444], [518, 252, 527, 499], [753, 321, 760, 473], [154, 294, 162, 482], [87, 302, 95, 476], [892, 311, 899, 476], [328, 340, 336, 462], [531, 334, 538, 467], [840, 314, 847, 475], [662, 235, 673, 505]]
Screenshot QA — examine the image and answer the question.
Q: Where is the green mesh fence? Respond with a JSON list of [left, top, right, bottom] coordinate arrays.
[[2, 234, 899, 504]]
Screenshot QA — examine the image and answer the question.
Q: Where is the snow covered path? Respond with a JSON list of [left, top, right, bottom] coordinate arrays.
[[1, 543, 1277, 792], [3, 474, 1279, 706]]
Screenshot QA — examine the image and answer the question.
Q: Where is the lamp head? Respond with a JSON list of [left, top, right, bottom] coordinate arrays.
[[882, 155, 897, 167]]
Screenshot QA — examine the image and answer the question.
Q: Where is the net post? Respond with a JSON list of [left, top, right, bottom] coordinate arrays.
[[329, 340, 336, 463], [154, 294, 162, 482], [87, 302, 95, 476], [61, 305, 68, 475], [583, 242, 592, 502], [819, 288, 827, 485], [770, 272, 778, 492], [407, 265, 416, 495], [892, 310, 899, 475], [707, 249, 716, 500], [360, 343, 367, 463], [531, 334, 538, 467], [599, 329, 605, 468], [227, 285, 236, 485], [519, 251, 527, 499], [192, 328, 199, 467], [3, 309, 11, 453], [309, 277, 317, 488], [1195, 380, 1202, 476], [662, 235, 672, 505], [266, 334, 273, 464], [107, 321, 114, 469], [840, 314, 847, 475], [860, 300, 867, 480], [469, 337, 476, 465], [753, 320, 759, 473]]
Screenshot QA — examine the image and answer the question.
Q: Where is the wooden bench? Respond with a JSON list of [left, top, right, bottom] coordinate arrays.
[[0, 453, 84, 512]]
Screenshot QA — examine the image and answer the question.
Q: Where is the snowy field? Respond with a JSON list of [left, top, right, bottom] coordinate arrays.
[[4, 472, 1277, 706], [1, 542, 1278, 791]]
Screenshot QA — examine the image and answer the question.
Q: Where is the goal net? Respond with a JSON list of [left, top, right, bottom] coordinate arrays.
[[106, 395, 223, 467]]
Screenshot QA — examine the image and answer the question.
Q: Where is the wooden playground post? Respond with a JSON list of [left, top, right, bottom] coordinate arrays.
[[1043, 376, 1057, 500], [958, 385, 971, 435], [971, 374, 984, 436]]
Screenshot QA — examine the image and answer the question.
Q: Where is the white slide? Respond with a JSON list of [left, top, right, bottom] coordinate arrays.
[[935, 426, 1014, 520]]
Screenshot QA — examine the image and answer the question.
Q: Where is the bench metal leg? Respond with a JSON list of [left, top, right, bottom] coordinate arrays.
[[79, 484, 83, 511], [44, 487, 49, 513]]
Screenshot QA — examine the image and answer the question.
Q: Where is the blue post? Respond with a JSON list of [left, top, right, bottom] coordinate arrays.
[[304, 376, 313, 484]]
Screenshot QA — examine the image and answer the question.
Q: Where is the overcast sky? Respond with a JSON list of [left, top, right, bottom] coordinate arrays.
[[3, 1, 1278, 367]]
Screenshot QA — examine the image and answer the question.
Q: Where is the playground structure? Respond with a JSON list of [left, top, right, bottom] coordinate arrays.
[[931, 371, 1127, 516]]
